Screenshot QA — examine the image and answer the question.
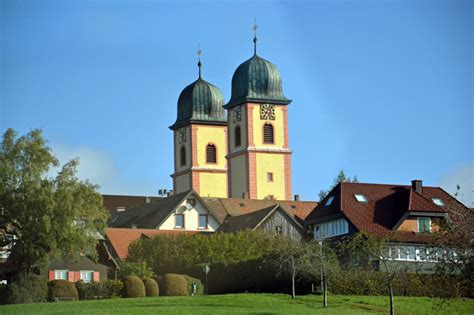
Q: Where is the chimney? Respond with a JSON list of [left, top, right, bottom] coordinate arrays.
[[411, 180, 423, 195], [294, 194, 300, 201], [242, 192, 249, 199], [145, 196, 151, 204]]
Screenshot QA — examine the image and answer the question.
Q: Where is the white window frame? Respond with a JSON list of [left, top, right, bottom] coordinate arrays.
[[354, 194, 368, 203], [175, 213, 184, 228], [431, 198, 445, 206], [55, 270, 68, 280], [417, 217, 431, 233], [388, 245, 439, 262], [314, 219, 349, 240], [198, 214, 208, 229], [80, 270, 94, 283]]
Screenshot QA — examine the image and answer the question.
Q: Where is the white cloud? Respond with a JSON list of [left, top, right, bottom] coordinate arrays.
[[48, 144, 156, 196], [437, 164, 474, 208]]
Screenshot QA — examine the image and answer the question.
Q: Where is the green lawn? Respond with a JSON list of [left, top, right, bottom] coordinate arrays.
[[0, 294, 472, 314]]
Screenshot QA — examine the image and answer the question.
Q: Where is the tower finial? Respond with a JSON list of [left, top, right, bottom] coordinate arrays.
[[197, 44, 202, 79], [253, 18, 258, 55]]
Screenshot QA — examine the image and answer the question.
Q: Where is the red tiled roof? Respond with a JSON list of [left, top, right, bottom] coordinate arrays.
[[306, 182, 462, 243], [105, 228, 197, 260]]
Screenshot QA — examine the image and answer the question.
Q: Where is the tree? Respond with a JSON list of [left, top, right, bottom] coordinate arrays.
[[339, 233, 403, 315], [119, 261, 155, 279], [434, 185, 474, 297], [0, 128, 109, 274], [268, 235, 337, 302], [319, 169, 358, 201]]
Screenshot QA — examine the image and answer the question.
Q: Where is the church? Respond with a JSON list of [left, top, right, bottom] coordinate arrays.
[[169, 35, 292, 201]]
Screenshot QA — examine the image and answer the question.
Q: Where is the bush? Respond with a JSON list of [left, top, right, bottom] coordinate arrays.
[[119, 261, 154, 279], [143, 278, 159, 297], [182, 274, 204, 295], [104, 279, 123, 298], [75, 281, 105, 300], [49, 280, 78, 301], [160, 274, 188, 296], [121, 276, 145, 298], [7, 274, 48, 304]]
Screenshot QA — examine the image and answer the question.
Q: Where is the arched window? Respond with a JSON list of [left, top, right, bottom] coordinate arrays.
[[206, 144, 217, 163], [180, 146, 186, 166], [263, 123, 274, 144], [234, 125, 241, 147]]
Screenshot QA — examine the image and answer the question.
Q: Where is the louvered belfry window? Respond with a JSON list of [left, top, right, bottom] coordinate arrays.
[[263, 123, 274, 144], [235, 126, 241, 147], [206, 144, 217, 163]]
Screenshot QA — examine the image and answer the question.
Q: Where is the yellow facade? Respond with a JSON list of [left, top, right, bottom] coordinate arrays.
[[251, 105, 286, 148], [228, 106, 248, 153], [195, 125, 227, 168], [199, 172, 227, 197], [255, 153, 286, 200], [173, 127, 191, 172]]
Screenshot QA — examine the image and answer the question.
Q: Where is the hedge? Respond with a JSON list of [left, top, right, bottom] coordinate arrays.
[[104, 279, 123, 298], [49, 280, 78, 301], [160, 274, 188, 296], [182, 275, 203, 295], [143, 278, 159, 297], [6, 274, 48, 304], [121, 276, 145, 298]]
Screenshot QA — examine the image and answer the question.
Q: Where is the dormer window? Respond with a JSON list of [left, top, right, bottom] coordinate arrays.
[[325, 196, 334, 206], [431, 198, 445, 206], [418, 217, 431, 233], [198, 214, 208, 229], [175, 214, 184, 229], [116, 207, 125, 212], [354, 194, 368, 203]]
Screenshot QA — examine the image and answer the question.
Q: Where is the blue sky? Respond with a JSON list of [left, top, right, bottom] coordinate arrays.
[[1, 0, 473, 206]]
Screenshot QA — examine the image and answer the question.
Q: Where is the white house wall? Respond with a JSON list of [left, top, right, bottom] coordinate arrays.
[[158, 197, 220, 231]]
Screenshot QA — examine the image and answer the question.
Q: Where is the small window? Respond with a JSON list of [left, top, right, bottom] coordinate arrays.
[[175, 214, 184, 228], [267, 172, 274, 182], [180, 146, 186, 166], [198, 214, 208, 229], [354, 194, 368, 203], [131, 224, 137, 229], [234, 126, 241, 147], [325, 196, 334, 206], [206, 144, 217, 163], [263, 123, 274, 144], [418, 217, 431, 233], [80, 271, 93, 283], [431, 198, 445, 206], [276, 226, 283, 235], [55, 270, 68, 280]]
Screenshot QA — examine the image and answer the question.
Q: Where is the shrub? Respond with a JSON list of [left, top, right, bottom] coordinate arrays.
[[104, 279, 123, 298], [75, 281, 105, 300], [49, 280, 78, 301], [121, 276, 145, 298], [182, 274, 204, 295], [7, 274, 48, 304], [143, 278, 159, 297], [160, 274, 188, 296]]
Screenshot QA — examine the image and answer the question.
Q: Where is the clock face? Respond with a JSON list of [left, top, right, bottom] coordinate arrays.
[[260, 104, 275, 120], [233, 106, 242, 123], [178, 128, 187, 144]]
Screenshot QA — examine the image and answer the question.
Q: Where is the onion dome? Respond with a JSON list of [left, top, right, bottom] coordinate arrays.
[[170, 56, 226, 130], [224, 54, 291, 109]]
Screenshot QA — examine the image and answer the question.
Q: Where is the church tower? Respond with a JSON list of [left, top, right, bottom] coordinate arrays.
[[170, 52, 228, 197], [225, 26, 292, 200]]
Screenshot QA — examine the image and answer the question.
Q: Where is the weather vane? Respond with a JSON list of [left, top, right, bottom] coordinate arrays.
[[197, 44, 202, 78], [253, 18, 258, 55]]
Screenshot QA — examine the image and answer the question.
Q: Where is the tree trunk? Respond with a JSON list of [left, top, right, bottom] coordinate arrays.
[[389, 282, 394, 315], [291, 256, 296, 299], [323, 273, 327, 307]]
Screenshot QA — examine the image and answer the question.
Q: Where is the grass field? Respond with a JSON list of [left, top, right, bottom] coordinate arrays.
[[0, 294, 473, 314]]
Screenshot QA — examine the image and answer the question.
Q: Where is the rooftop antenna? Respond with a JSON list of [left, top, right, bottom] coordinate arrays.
[[197, 44, 202, 79], [253, 18, 258, 55]]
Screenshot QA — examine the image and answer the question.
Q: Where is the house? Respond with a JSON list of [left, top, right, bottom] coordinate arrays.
[[106, 190, 317, 258], [305, 180, 468, 272], [102, 194, 161, 216]]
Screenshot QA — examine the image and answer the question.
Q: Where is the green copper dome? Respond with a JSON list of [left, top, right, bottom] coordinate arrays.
[[170, 78, 226, 130], [224, 54, 291, 109]]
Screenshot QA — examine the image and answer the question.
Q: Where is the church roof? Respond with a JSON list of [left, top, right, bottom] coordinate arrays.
[[224, 54, 291, 109], [170, 77, 226, 130]]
